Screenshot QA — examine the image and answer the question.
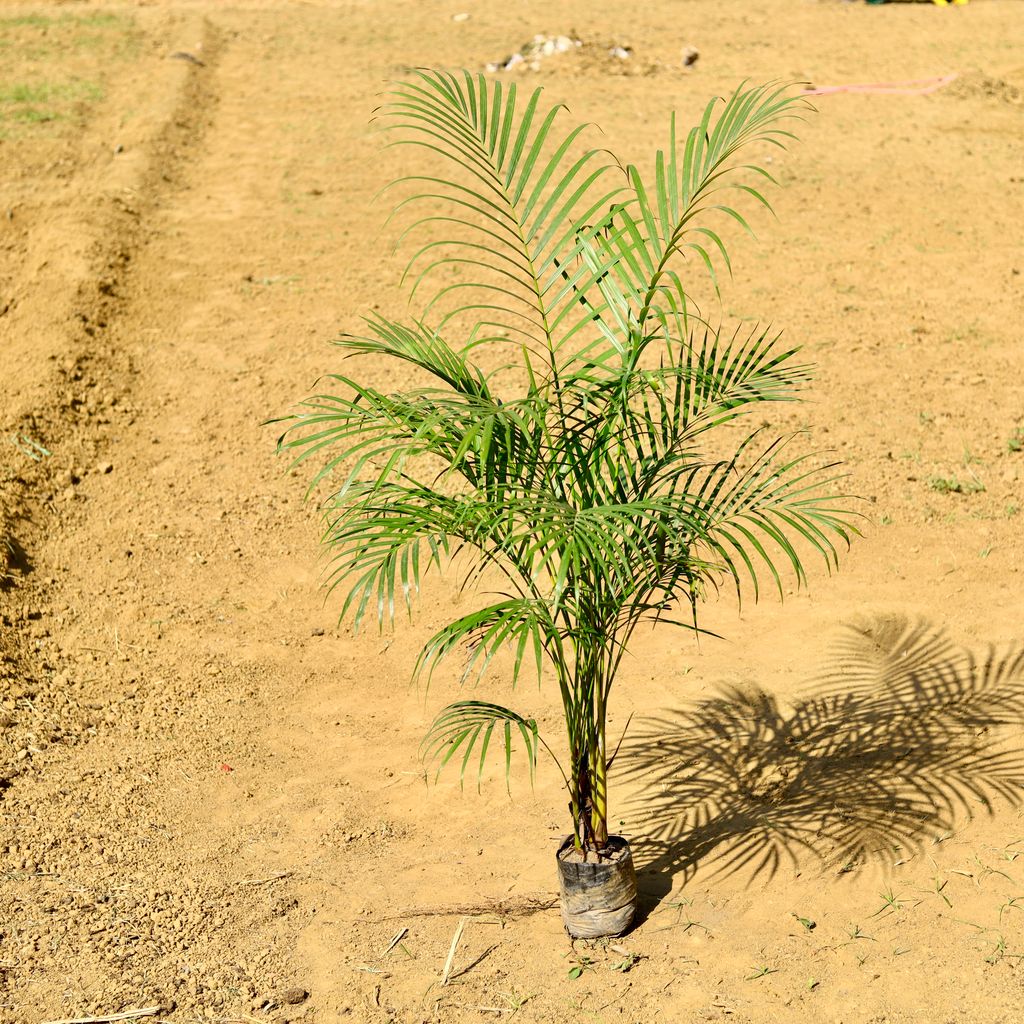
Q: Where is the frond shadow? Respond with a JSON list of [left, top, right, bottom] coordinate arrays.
[[620, 615, 1024, 896], [0, 531, 32, 589]]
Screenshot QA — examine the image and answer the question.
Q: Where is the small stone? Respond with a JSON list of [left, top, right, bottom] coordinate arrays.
[[281, 987, 308, 1006], [310, 627, 325, 637], [682, 46, 699, 68], [97, 461, 113, 474], [451, 11, 470, 21]]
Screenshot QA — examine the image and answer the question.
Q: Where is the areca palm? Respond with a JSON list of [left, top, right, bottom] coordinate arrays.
[[279, 71, 857, 924]]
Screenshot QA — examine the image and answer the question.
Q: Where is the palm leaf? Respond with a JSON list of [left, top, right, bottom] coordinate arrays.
[[379, 70, 624, 367], [557, 83, 809, 383], [690, 436, 860, 600], [421, 700, 540, 791], [414, 597, 560, 687]]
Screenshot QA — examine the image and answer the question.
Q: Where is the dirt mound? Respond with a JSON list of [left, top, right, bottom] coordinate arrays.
[[483, 31, 697, 77], [948, 69, 1023, 104]]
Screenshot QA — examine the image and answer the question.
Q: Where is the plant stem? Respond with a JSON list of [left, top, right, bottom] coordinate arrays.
[[589, 739, 609, 849], [591, 673, 609, 848]]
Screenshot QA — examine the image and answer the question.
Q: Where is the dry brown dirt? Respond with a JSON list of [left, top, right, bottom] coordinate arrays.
[[1, 2, 1023, 1022]]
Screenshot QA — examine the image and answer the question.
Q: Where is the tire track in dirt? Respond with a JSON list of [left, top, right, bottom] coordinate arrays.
[[1, 6, 396, 1019], [1, 10, 221, 627], [0, 11, 260, 1020], [1, 12, 222, 774]]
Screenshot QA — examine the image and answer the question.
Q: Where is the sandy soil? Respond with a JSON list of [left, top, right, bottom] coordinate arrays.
[[1, 1, 1023, 1022]]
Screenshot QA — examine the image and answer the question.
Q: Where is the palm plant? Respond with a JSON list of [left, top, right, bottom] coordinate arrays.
[[279, 71, 857, 924]]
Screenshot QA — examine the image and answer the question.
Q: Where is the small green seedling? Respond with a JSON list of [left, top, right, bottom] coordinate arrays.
[[744, 966, 778, 981], [657, 897, 711, 935], [972, 854, 1014, 886], [496, 990, 535, 1015], [927, 876, 953, 908], [985, 935, 1008, 965], [998, 896, 1024, 922], [999, 840, 1024, 862], [610, 953, 643, 973], [792, 913, 816, 932], [928, 476, 984, 495], [567, 955, 596, 980], [871, 887, 919, 918]]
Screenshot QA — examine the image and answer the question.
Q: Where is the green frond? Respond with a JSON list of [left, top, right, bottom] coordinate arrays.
[[556, 81, 810, 381], [320, 484, 454, 629], [421, 700, 540, 792], [337, 316, 491, 397], [691, 435, 862, 601], [415, 597, 559, 687], [379, 69, 624, 358]]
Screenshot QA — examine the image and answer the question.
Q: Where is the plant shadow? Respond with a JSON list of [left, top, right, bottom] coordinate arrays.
[[620, 615, 1024, 909], [0, 531, 33, 588]]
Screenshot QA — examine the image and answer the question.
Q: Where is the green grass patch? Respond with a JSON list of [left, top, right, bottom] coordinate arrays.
[[0, 80, 101, 104], [0, 11, 139, 62], [927, 476, 985, 496], [0, 12, 130, 30], [0, 78, 103, 130]]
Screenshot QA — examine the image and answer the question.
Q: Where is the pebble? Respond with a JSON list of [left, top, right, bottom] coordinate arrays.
[[281, 987, 308, 1005], [97, 461, 114, 474]]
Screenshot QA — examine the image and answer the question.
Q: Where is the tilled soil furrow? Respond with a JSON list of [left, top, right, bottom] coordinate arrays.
[[0, 11, 256, 1020]]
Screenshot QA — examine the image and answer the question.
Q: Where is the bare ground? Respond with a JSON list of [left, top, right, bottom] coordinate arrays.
[[2, 2, 1024, 1022]]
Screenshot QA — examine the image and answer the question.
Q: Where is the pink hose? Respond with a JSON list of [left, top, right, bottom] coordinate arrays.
[[802, 73, 958, 96]]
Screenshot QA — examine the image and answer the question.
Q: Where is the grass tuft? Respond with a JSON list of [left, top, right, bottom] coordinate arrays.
[[928, 476, 985, 495]]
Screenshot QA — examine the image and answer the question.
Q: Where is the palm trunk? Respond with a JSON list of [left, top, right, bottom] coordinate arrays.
[[589, 742, 609, 849], [569, 645, 611, 855], [591, 672, 610, 849]]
